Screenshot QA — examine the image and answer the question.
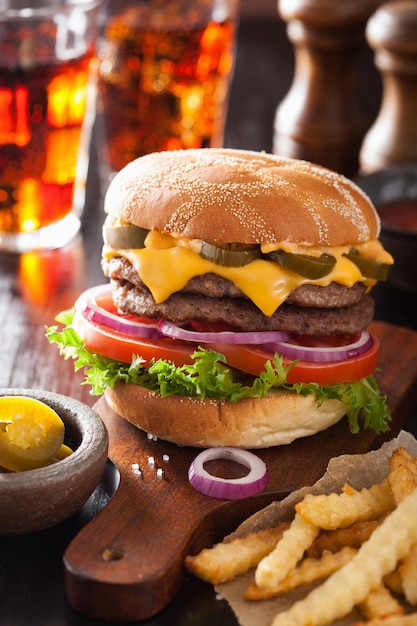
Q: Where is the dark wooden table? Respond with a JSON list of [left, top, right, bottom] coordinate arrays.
[[1, 15, 417, 626]]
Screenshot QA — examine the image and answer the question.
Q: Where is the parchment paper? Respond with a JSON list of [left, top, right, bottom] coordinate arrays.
[[215, 430, 417, 626]]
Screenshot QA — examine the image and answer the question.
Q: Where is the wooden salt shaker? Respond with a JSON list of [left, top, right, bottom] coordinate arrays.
[[273, 0, 379, 177], [360, 1, 417, 173]]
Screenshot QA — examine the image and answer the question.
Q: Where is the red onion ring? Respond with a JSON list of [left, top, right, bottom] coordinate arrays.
[[159, 319, 290, 344], [75, 285, 162, 340], [188, 447, 269, 500], [264, 330, 374, 363]]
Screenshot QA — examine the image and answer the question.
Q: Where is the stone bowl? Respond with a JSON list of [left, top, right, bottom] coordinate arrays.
[[0, 388, 109, 535]]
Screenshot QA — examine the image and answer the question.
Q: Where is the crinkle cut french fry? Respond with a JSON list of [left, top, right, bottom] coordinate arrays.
[[353, 614, 417, 626], [295, 479, 395, 530], [399, 544, 417, 606], [244, 546, 356, 601], [184, 523, 289, 584], [255, 513, 319, 590], [271, 489, 417, 626], [388, 447, 417, 505], [358, 583, 404, 619], [306, 520, 381, 559]]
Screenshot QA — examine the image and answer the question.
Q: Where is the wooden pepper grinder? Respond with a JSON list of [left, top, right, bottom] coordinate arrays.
[[273, 0, 379, 177], [360, 1, 417, 173]]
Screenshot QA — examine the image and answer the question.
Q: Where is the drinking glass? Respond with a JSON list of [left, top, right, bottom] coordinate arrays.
[[97, 0, 239, 182], [0, 0, 102, 253]]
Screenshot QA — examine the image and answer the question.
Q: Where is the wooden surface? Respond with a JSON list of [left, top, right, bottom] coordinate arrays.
[[62, 321, 417, 622], [0, 14, 417, 626]]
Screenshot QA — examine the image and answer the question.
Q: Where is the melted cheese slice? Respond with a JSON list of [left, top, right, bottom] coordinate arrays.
[[103, 234, 393, 317]]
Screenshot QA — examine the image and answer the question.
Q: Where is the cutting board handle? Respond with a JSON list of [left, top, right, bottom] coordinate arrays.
[[63, 417, 286, 622]]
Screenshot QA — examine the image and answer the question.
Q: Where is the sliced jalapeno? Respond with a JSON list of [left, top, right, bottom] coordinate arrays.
[[343, 248, 390, 281], [200, 241, 262, 267], [267, 250, 337, 279], [103, 224, 149, 249]]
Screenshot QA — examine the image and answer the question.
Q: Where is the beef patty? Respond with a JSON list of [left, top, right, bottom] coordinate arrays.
[[103, 257, 374, 336]]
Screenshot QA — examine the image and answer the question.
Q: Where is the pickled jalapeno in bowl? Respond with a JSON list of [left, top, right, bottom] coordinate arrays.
[[0, 389, 108, 535]]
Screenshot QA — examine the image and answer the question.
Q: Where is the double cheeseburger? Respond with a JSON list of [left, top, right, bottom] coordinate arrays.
[[48, 149, 393, 447]]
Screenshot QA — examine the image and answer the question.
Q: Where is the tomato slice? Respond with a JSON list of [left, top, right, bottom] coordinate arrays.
[[73, 313, 196, 367], [73, 310, 379, 386], [205, 338, 380, 385]]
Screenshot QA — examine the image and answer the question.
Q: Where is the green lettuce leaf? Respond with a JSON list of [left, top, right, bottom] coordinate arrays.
[[46, 319, 392, 435], [291, 376, 391, 435]]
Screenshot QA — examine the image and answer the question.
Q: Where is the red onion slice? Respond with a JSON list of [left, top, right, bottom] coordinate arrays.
[[159, 319, 290, 344], [188, 447, 269, 500], [265, 330, 374, 363], [75, 284, 162, 340], [73, 286, 373, 366]]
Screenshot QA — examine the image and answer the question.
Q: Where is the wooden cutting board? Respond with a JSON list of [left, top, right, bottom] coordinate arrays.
[[63, 321, 417, 622]]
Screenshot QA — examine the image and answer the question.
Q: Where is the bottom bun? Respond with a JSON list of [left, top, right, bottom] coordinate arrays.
[[104, 384, 347, 448]]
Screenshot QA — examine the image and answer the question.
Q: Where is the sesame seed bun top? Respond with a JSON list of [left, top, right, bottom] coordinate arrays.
[[104, 148, 380, 246]]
